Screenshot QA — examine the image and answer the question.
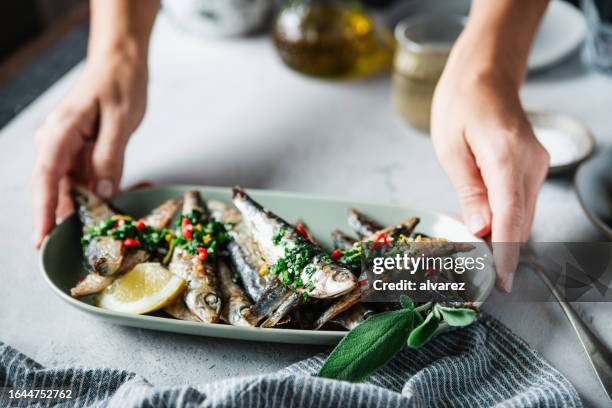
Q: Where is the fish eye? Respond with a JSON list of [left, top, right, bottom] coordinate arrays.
[[205, 293, 219, 307]]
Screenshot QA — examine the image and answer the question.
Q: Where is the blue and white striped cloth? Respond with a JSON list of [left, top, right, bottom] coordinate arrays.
[[0, 314, 581, 407]]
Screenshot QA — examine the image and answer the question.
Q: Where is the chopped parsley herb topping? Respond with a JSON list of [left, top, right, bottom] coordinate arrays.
[[269, 225, 318, 292], [81, 215, 172, 260], [80, 210, 230, 265], [174, 210, 230, 260], [339, 242, 364, 271]]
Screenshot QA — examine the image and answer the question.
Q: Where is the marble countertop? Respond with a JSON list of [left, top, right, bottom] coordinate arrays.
[[1, 15, 610, 407]]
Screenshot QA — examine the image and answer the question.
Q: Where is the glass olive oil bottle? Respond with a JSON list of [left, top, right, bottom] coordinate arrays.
[[272, 0, 393, 78]]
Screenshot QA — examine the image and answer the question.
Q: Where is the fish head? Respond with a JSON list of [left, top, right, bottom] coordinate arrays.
[[87, 236, 124, 276], [306, 264, 357, 298], [189, 291, 222, 323], [229, 303, 254, 327]]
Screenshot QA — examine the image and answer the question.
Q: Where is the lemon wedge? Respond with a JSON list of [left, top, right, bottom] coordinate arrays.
[[97, 262, 185, 314]]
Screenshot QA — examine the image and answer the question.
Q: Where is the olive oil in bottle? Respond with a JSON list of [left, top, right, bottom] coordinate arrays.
[[272, 0, 393, 78]]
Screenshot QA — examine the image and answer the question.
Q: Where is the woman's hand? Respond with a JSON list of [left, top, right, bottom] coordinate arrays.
[[431, 29, 549, 292], [32, 49, 148, 247]]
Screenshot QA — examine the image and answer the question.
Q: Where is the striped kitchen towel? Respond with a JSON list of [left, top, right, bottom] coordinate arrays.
[[0, 314, 581, 407]]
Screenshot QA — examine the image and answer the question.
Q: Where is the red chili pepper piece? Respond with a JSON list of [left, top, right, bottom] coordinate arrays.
[[375, 232, 389, 244], [135, 219, 146, 230], [182, 218, 193, 239], [123, 238, 140, 248], [296, 223, 308, 238], [197, 247, 208, 262], [330, 249, 343, 260]]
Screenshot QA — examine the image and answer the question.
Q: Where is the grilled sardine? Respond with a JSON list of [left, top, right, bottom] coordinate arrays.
[[232, 187, 356, 299]]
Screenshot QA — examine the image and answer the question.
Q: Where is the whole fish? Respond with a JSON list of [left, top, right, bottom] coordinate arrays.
[[207, 200, 271, 302], [257, 220, 324, 328], [71, 188, 180, 298], [330, 304, 375, 330], [232, 187, 356, 299], [72, 187, 123, 276], [168, 191, 221, 323], [347, 208, 384, 239], [217, 259, 254, 327]]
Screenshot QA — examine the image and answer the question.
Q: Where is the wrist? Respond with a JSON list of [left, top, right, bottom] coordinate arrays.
[[445, 29, 524, 92], [90, 34, 148, 63], [86, 37, 148, 78]]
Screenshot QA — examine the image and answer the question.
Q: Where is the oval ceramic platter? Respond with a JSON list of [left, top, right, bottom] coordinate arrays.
[[40, 185, 495, 345]]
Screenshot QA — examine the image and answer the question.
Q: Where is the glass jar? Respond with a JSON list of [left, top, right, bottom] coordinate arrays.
[[272, 0, 393, 78], [391, 15, 464, 130]]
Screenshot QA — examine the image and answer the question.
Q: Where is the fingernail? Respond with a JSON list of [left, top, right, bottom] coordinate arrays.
[[502, 274, 515, 293], [32, 229, 39, 245], [96, 179, 114, 198], [468, 213, 487, 235]]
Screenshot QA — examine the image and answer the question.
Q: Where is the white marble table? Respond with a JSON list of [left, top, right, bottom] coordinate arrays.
[[1, 15, 610, 407]]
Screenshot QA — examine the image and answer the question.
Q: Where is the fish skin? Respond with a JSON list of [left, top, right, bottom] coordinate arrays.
[[313, 289, 361, 330], [72, 186, 117, 228], [143, 199, 182, 229], [247, 280, 293, 325], [331, 230, 357, 251], [208, 200, 271, 302], [70, 274, 113, 298], [347, 208, 384, 239], [260, 292, 303, 328], [71, 249, 148, 297], [218, 259, 254, 327], [168, 191, 221, 323], [232, 187, 356, 299], [330, 304, 375, 330], [164, 298, 200, 321]]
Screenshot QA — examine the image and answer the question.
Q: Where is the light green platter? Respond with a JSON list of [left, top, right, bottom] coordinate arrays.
[[40, 185, 494, 345]]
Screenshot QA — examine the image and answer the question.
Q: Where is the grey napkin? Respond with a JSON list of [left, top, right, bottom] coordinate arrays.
[[0, 314, 581, 407]]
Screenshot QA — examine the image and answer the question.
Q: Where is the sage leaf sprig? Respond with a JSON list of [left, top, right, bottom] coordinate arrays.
[[318, 296, 478, 382], [318, 308, 414, 382]]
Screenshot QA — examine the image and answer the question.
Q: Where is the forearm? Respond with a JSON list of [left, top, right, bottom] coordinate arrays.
[[88, 0, 160, 63], [450, 0, 549, 87]]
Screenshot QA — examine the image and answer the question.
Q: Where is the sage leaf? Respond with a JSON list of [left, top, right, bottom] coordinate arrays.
[[400, 295, 414, 311], [435, 305, 477, 327], [318, 309, 414, 382], [407, 311, 440, 348]]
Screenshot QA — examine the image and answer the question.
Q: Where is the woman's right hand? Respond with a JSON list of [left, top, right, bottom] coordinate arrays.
[[32, 48, 148, 247]]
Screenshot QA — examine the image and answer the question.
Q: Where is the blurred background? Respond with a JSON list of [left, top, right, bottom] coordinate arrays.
[[0, 0, 587, 128]]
